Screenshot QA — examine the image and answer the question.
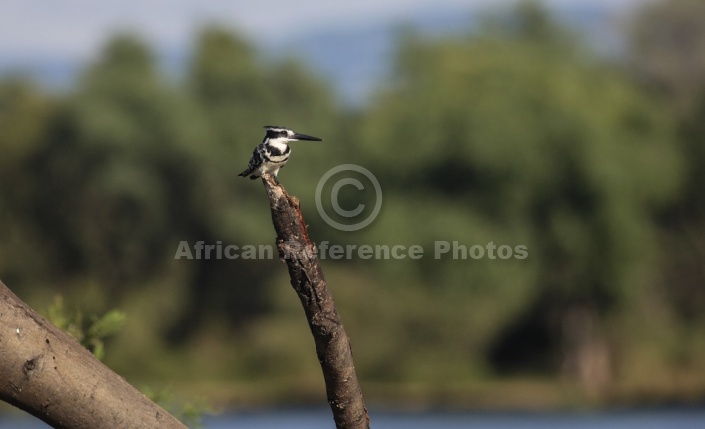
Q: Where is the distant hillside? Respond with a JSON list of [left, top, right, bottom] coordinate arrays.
[[273, 3, 626, 105], [0, 2, 629, 105]]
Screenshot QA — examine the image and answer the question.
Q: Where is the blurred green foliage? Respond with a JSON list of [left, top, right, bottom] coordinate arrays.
[[1, 1, 704, 408], [142, 385, 214, 429], [46, 296, 126, 361]]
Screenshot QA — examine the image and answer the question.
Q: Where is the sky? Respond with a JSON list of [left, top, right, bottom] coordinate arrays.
[[1, 0, 652, 62]]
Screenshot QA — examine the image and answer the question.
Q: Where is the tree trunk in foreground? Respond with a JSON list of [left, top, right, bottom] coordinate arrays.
[[0, 280, 187, 429], [262, 174, 370, 429]]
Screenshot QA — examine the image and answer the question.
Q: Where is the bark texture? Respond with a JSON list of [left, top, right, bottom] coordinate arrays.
[[0, 280, 187, 429], [262, 174, 370, 429]]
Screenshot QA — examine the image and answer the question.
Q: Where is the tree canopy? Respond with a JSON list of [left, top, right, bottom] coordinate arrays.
[[1, 0, 703, 407]]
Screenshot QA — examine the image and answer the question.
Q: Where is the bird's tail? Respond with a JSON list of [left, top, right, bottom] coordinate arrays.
[[239, 168, 259, 180]]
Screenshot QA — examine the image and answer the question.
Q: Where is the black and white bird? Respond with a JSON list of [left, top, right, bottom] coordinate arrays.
[[239, 125, 322, 181]]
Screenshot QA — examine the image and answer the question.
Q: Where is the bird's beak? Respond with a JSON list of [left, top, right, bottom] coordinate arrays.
[[292, 132, 323, 142]]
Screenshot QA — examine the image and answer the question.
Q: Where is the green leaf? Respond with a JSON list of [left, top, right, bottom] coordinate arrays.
[[88, 310, 127, 339]]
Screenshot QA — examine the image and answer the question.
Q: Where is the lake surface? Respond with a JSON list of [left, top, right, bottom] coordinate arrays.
[[3, 408, 705, 428], [205, 408, 705, 429]]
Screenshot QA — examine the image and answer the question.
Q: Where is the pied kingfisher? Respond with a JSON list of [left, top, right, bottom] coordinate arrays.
[[239, 126, 323, 181]]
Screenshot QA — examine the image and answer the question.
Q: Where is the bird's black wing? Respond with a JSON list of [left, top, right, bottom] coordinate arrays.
[[239, 147, 264, 178]]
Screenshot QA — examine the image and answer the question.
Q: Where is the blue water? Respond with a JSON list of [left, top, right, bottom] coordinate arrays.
[[3, 408, 705, 428], [205, 408, 705, 428]]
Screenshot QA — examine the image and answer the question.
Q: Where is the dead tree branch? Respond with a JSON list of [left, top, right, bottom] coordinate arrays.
[[261, 174, 370, 429], [0, 280, 187, 429]]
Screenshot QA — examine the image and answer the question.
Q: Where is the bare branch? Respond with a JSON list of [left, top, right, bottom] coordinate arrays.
[[261, 173, 370, 429], [0, 280, 187, 429]]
